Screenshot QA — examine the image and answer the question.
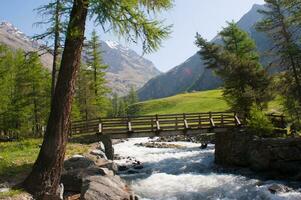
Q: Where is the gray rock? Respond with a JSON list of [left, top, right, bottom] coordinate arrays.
[[0, 188, 9, 193], [90, 149, 107, 159], [81, 175, 132, 200], [268, 184, 292, 194], [61, 167, 114, 192], [101, 161, 118, 174], [64, 156, 95, 171]]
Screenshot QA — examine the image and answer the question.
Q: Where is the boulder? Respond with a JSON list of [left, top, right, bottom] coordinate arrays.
[[61, 167, 114, 192], [64, 156, 96, 171], [268, 184, 292, 194], [102, 161, 118, 173], [90, 149, 107, 159], [81, 175, 132, 200]]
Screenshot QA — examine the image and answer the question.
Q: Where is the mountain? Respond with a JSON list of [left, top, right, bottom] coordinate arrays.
[[0, 22, 161, 96], [0, 22, 53, 70], [138, 4, 271, 101], [100, 41, 161, 95]]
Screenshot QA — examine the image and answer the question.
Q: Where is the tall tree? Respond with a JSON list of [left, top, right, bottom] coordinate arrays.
[[257, 0, 301, 121], [85, 30, 110, 117], [24, 0, 172, 198], [34, 0, 69, 98], [127, 86, 139, 106], [196, 22, 271, 116]]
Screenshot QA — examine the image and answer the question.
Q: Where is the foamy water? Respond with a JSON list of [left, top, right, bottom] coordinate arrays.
[[114, 138, 301, 200]]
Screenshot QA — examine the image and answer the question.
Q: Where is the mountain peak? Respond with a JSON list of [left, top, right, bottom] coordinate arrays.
[[0, 21, 28, 40]]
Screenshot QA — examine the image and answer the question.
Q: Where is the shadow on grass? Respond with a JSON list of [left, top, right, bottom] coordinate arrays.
[[0, 162, 32, 186], [69, 133, 100, 144]]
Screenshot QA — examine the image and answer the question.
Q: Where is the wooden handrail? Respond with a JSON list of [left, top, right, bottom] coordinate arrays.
[[70, 111, 286, 137]]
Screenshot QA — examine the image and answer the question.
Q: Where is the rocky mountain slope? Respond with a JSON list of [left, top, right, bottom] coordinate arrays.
[[0, 22, 161, 95], [138, 4, 271, 101]]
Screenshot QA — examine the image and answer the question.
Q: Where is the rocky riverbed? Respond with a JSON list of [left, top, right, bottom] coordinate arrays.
[[113, 137, 301, 200]]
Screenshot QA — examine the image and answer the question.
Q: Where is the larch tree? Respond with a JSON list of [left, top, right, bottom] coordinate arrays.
[[23, 0, 173, 198], [256, 0, 301, 122], [34, 0, 69, 98], [85, 30, 110, 117], [195, 22, 271, 116]]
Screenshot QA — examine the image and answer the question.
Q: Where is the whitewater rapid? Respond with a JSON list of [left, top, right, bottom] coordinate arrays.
[[113, 138, 301, 200]]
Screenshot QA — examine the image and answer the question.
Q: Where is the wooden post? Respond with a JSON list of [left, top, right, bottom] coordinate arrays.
[[127, 117, 132, 133], [151, 117, 154, 132], [198, 114, 202, 128], [183, 113, 189, 129], [209, 112, 215, 128], [155, 114, 160, 134], [175, 116, 178, 130], [234, 112, 241, 126], [98, 117, 102, 134]]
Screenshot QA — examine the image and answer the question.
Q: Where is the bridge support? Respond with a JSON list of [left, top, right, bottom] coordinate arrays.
[[98, 134, 114, 160]]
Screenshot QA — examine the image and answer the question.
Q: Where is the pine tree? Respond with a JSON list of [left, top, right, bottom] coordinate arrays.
[[85, 30, 110, 117], [24, 1, 172, 197], [256, 0, 301, 121], [196, 22, 271, 116]]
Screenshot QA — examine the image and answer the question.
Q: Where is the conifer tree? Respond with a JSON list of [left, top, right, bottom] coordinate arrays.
[[85, 30, 110, 117], [257, 0, 301, 121], [34, 0, 69, 97], [127, 86, 139, 106], [0, 46, 51, 137], [196, 22, 271, 116]]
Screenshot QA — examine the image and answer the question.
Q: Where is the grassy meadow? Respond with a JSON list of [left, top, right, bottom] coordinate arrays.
[[0, 136, 95, 199], [131, 89, 283, 115]]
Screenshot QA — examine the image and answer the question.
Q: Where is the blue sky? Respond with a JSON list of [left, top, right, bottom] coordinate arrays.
[[0, 0, 264, 72]]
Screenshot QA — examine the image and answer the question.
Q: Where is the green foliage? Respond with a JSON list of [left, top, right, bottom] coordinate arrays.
[[220, 22, 259, 60], [257, 0, 301, 124], [75, 31, 110, 120], [247, 105, 274, 137], [0, 45, 51, 137], [109, 88, 139, 117], [33, 0, 69, 43], [195, 22, 272, 116], [89, 0, 173, 53]]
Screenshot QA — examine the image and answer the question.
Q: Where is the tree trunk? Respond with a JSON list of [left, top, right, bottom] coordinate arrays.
[[51, 0, 61, 98], [23, 0, 89, 198]]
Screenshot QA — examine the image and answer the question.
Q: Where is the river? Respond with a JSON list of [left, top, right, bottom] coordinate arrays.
[[113, 138, 301, 200]]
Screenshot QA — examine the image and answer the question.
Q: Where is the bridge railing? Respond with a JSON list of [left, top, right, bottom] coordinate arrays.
[[70, 111, 242, 138]]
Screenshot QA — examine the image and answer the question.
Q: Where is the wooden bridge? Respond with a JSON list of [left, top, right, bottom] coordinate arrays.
[[70, 111, 285, 159], [70, 111, 245, 139]]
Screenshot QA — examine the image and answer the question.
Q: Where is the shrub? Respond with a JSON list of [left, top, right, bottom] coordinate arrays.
[[247, 106, 274, 137]]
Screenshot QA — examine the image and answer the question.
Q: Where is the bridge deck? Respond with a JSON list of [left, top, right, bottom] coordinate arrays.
[[71, 112, 244, 139], [71, 112, 285, 139]]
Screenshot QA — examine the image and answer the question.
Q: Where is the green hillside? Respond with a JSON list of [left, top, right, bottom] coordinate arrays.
[[130, 89, 283, 115]]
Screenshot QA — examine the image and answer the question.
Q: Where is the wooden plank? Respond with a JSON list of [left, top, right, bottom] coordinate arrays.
[[234, 115, 241, 126], [184, 119, 189, 129]]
